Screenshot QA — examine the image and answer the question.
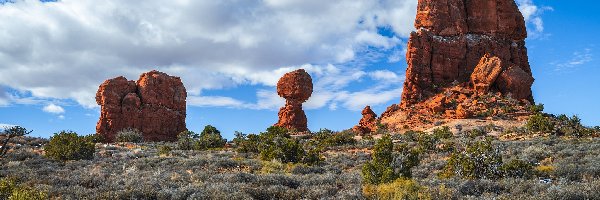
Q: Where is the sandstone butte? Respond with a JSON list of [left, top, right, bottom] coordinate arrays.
[[96, 70, 187, 142], [380, 0, 536, 131], [274, 69, 313, 132], [353, 106, 379, 135]]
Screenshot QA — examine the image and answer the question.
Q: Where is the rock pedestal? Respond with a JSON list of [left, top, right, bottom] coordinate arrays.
[[274, 69, 313, 132], [96, 70, 187, 142], [353, 106, 378, 135]]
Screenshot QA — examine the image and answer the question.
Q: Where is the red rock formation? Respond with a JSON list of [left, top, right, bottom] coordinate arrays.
[[353, 106, 379, 135], [402, 0, 534, 107], [96, 70, 187, 142], [274, 69, 313, 132]]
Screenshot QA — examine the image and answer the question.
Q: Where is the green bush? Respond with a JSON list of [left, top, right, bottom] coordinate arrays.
[[500, 159, 534, 178], [84, 134, 105, 144], [525, 114, 554, 133], [556, 115, 592, 137], [441, 139, 503, 180], [312, 129, 356, 148], [157, 145, 172, 156], [362, 178, 430, 200], [362, 135, 397, 185], [432, 126, 453, 140], [395, 145, 421, 178], [0, 178, 47, 200], [234, 132, 260, 153], [8, 187, 47, 200], [176, 130, 197, 150], [115, 128, 143, 143], [45, 131, 95, 161], [194, 125, 226, 150], [466, 128, 487, 138], [530, 103, 545, 113], [259, 133, 305, 163]]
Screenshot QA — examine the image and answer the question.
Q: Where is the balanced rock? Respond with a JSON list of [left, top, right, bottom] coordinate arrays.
[[353, 106, 378, 135], [402, 0, 534, 107], [96, 70, 187, 142], [274, 69, 313, 132]]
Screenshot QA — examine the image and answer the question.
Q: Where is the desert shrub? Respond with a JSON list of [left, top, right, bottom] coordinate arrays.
[[362, 178, 430, 200], [394, 145, 421, 178], [83, 134, 105, 144], [0, 178, 17, 199], [194, 125, 226, 150], [312, 129, 356, 148], [556, 115, 593, 138], [7, 186, 47, 200], [441, 139, 503, 179], [500, 159, 534, 178], [45, 131, 95, 161], [259, 134, 304, 163], [362, 135, 397, 185], [530, 103, 545, 113], [466, 128, 487, 138], [534, 165, 555, 178], [0, 126, 33, 157], [0, 178, 47, 200], [234, 132, 260, 153], [432, 126, 453, 140], [157, 145, 172, 156], [177, 130, 197, 150], [526, 114, 554, 133], [115, 128, 143, 143]]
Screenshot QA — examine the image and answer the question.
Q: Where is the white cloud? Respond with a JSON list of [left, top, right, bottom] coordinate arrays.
[[368, 70, 403, 82], [188, 96, 246, 108], [516, 0, 552, 37], [0, 0, 547, 112], [42, 103, 65, 114], [0, 0, 417, 109], [553, 48, 594, 71]]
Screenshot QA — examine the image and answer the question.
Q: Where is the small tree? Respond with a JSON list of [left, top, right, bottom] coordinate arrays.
[[177, 130, 197, 150], [0, 126, 33, 157], [362, 135, 397, 185], [194, 125, 226, 150], [441, 138, 503, 179], [45, 131, 95, 161]]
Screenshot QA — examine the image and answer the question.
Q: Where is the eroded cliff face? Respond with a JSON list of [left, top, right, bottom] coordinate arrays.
[[96, 70, 186, 142], [402, 0, 533, 107], [382, 0, 536, 131], [274, 69, 313, 132]]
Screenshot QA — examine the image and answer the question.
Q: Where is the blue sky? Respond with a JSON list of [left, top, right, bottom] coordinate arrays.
[[0, 0, 598, 139]]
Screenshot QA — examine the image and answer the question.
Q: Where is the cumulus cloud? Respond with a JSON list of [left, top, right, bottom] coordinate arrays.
[[516, 0, 552, 37], [42, 103, 65, 114], [0, 0, 547, 112], [0, 0, 417, 109]]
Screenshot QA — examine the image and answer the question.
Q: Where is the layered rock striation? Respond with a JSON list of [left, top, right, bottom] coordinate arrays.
[[274, 69, 313, 132], [96, 70, 187, 142], [402, 0, 534, 107]]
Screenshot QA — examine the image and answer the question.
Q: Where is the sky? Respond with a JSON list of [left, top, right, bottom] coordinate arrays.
[[0, 0, 598, 139]]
